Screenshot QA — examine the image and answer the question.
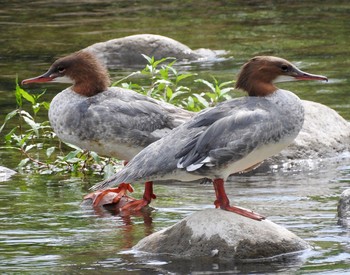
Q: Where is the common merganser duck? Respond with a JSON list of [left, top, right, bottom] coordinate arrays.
[[89, 56, 328, 220], [21, 51, 194, 205]]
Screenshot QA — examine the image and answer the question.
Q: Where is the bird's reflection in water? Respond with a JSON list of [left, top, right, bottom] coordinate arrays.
[[85, 196, 154, 249]]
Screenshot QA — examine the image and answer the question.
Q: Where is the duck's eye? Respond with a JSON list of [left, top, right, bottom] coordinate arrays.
[[57, 67, 65, 74], [281, 64, 289, 72]]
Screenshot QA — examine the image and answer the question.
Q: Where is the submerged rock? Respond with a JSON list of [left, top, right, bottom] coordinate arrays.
[[338, 189, 350, 227], [84, 34, 225, 68], [133, 209, 309, 261]]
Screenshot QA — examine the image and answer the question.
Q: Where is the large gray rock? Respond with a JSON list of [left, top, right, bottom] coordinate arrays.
[[251, 100, 350, 171], [338, 189, 350, 227], [84, 34, 224, 68], [134, 209, 309, 261], [281, 100, 350, 159]]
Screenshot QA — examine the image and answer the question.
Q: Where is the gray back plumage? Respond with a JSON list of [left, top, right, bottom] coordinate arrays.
[[49, 87, 194, 151]]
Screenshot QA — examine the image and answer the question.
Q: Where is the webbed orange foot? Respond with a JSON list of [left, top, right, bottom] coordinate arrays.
[[214, 200, 265, 221], [83, 183, 135, 207]]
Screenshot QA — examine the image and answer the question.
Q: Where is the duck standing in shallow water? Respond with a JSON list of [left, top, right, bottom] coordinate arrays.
[[89, 56, 328, 220], [21, 51, 194, 206]]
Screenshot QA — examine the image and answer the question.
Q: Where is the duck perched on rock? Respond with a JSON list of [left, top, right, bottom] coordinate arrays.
[[89, 56, 327, 220]]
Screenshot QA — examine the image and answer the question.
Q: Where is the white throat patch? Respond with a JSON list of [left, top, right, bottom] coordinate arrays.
[[51, 76, 74, 84], [273, 75, 296, 83]]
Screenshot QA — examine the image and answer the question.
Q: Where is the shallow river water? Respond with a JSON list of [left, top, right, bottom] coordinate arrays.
[[0, 1, 350, 274]]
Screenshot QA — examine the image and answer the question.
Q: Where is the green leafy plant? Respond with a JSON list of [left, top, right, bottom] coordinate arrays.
[[114, 55, 235, 111], [1, 57, 236, 175]]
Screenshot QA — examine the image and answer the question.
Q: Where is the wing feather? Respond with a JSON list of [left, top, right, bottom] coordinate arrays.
[[176, 99, 285, 171]]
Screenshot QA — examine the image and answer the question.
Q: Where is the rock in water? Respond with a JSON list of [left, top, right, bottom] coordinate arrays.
[[250, 100, 350, 172], [134, 209, 309, 261], [0, 166, 16, 182], [277, 100, 350, 160], [338, 189, 350, 227], [84, 34, 222, 68]]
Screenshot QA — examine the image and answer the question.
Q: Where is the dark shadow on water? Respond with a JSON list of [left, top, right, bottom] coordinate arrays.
[[92, 249, 308, 274]]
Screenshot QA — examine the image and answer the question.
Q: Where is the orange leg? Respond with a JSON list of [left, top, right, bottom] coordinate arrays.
[[120, 181, 156, 213], [213, 178, 265, 221]]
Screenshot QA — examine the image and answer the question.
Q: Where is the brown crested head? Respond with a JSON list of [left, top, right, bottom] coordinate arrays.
[[22, 51, 111, 97], [235, 56, 328, 97]]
